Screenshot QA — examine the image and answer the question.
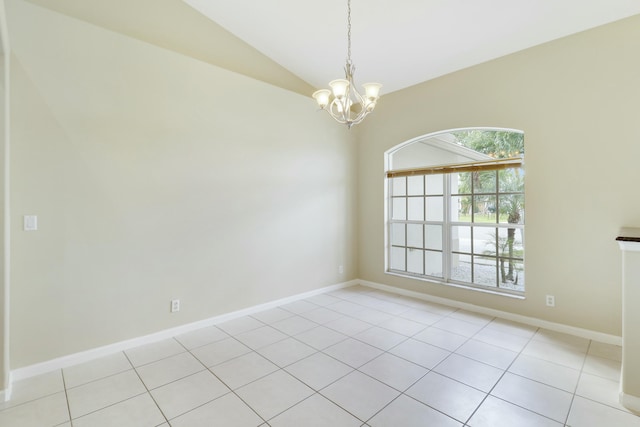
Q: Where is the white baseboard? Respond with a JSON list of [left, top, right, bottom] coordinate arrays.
[[11, 279, 357, 383], [620, 391, 640, 414], [358, 279, 622, 346], [9, 277, 623, 386]]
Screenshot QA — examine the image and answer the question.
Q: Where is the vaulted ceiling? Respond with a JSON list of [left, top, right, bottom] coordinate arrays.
[[20, 0, 640, 96], [184, 0, 640, 94]]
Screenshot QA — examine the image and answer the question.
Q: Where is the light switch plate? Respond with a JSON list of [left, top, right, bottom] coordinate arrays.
[[24, 215, 38, 231]]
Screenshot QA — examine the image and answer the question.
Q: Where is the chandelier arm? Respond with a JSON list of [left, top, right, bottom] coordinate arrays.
[[350, 86, 366, 106], [327, 99, 349, 124]]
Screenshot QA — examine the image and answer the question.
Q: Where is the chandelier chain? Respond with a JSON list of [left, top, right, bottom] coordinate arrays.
[[347, 0, 352, 63]]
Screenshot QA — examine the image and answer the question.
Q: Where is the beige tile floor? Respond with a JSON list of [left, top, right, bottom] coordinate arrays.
[[1, 285, 639, 426]]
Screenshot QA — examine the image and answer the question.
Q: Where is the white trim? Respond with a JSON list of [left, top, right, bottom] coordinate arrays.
[[359, 279, 622, 345], [385, 271, 525, 300], [618, 241, 640, 252], [383, 126, 524, 169], [9, 276, 623, 384], [11, 280, 357, 382], [620, 391, 640, 414]]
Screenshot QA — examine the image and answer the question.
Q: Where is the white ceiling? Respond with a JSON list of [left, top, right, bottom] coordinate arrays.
[[183, 0, 640, 95]]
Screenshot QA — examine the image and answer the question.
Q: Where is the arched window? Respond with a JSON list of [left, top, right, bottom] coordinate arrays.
[[385, 128, 525, 296]]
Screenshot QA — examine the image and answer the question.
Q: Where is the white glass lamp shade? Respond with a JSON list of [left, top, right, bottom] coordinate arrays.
[[363, 82, 382, 100], [312, 89, 331, 109], [329, 79, 350, 99]]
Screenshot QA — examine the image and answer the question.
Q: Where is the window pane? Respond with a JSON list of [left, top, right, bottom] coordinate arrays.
[[425, 251, 443, 277], [498, 195, 524, 224], [452, 195, 472, 222], [473, 226, 497, 256], [473, 195, 497, 223], [474, 255, 497, 287], [408, 197, 424, 221], [474, 171, 497, 193], [426, 175, 443, 195], [392, 198, 406, 220], [452, 225, 471, 254], [425, 196, 443, 221], [407, 224, 423, 248], [451, 253, 471, 283], [497, 227, 524, 260], [425, 225, 442, 250], [407, 176, 424, 196], [390, 247, 405, 270], [407, 249, 423, 274], [391, 223, 405, 246], [453, 172, 471, 195], [392, 177, 406, 196], [500, 259, 524, 290], [499, 168, 524, 193]]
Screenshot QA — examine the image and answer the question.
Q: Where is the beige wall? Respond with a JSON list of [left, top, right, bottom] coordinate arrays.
[[357, 15, 640, 336], [7, 0, 356, 367], [22, 0, 315, 96]]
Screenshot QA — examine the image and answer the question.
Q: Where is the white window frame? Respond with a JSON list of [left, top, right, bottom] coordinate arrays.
[[384, 128, 525, 298]]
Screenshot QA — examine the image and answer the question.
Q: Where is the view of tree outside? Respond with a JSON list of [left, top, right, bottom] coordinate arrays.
[[453, 130, 524, 289]]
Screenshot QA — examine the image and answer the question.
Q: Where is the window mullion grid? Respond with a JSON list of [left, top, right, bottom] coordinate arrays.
[[387, 166, 523, 294]]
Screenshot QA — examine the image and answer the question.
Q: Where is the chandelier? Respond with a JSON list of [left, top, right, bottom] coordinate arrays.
[[312, 0, 382, 129]]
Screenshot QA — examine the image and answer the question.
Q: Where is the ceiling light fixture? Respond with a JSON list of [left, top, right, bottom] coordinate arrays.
[[312, 0, 382, 129]]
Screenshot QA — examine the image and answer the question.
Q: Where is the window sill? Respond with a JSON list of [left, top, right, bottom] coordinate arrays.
[[385, 270, 526, 300]]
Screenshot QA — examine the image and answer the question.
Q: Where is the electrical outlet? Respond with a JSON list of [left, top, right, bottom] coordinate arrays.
[[171, 299, 180, 313], [545, 295, 555, 307], [24, 215, 38, 231], [338, 265, 344, 274]]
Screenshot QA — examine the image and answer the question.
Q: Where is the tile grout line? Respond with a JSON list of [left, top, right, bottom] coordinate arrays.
[[463, 325, 603, 426], [60, 368, 74, 427], [63, 366, 134, 392], [323, 294, 468, 425], [213, 291, 403, 425], [160, 337, 268, 424], [182, 310, 336, 426], [562, 339, 592, 426], [395, 311, 501, 426], [63, 352, 152, 423], [122, 349, 170, 426], [459, 320, 541, 425], [308, 292, 467, 425], [561, 340, 636, 422], [66, 390, 150, 423]]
